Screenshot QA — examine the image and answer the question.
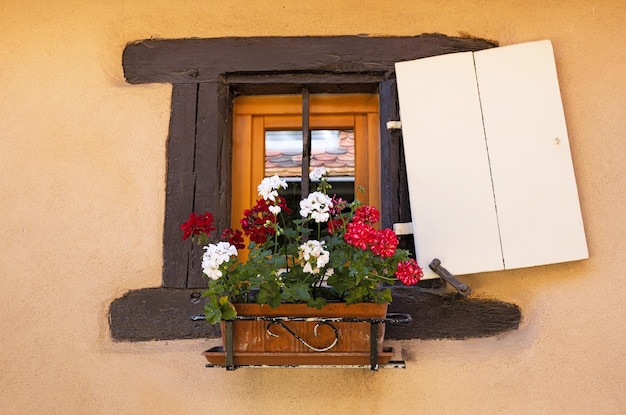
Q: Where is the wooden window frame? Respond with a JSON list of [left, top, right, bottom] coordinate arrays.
[[111, 35, 521, 342], [231, 93, 381, 233]]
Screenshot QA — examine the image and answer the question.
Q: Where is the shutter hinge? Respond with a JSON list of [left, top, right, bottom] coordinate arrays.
[[386, 120, 402, 131], [392, 222, 412, 235]]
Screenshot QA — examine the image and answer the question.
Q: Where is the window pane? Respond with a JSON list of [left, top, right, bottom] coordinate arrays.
[[265, 129, 355, 208]]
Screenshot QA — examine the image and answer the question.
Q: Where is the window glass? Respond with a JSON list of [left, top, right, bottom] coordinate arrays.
[[265, 129, 355, 210], [231, 94, 380, 238]]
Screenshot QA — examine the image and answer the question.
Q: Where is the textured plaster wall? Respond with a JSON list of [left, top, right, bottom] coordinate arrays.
[[0, 1, 624, 414]]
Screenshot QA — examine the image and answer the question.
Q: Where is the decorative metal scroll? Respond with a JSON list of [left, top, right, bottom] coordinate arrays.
[[192, 313, 413, 370], [266, 320, 339, 352]]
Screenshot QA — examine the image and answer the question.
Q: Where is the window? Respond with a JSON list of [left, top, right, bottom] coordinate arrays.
[[111, 35, 522, 342], [231, 93, 381, 235], [120, 35, 501, 290]]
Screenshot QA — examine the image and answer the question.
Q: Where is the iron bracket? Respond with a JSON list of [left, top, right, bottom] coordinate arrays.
[[429, 258, 472, 297], [196, 313, 412, 371]]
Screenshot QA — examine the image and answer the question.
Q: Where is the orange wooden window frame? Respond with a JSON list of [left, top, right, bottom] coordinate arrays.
[[231, 94, 381, 233]]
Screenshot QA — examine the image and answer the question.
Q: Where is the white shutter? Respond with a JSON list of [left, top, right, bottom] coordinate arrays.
[[395, 40, 588, 279]]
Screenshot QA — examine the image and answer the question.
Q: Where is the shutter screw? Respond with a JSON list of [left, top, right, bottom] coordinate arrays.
[[190, 291, 202, 304], [188, 68, 199, 78]]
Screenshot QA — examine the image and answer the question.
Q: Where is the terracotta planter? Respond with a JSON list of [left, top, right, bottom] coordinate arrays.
[[203, 302, 393, 367]]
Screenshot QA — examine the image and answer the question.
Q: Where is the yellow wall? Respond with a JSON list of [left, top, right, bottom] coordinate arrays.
[[1, 1, 624, 413]]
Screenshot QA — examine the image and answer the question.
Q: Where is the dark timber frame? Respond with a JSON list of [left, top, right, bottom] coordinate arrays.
[[110, 34, 522, 342]]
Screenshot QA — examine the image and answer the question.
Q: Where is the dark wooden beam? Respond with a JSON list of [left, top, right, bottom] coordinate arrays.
[[163, 82, 233, 288], [109, 288, 219, 341], [379, 79, 414, 253], [227, 73, 383, 95], [185, 82, 233, 287], [123, 35, 498, 85], [387, 287, 522, 340], [226, 73, 384, 86], [379, 79, 399, 231], [162, 84, 198, 288], [109, 287, 521, 342]]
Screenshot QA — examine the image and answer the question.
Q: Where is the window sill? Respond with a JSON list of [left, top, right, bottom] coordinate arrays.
[[109, 286, 521, 342]]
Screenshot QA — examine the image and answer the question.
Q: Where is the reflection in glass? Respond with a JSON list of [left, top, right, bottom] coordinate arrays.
[[265, 130, 355, 209]]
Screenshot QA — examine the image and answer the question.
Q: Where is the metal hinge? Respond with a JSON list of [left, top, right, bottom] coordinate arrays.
[[386, 120, 402, 131], [392, 222, 413, 235]]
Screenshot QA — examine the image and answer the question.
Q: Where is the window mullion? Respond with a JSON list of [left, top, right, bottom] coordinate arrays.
[[301, 88, 311, 198]]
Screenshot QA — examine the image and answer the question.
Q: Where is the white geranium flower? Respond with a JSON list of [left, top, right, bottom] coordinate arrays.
[[309, 167, 329, 182], [257, 175, 287, 202], [202, 242, 238, 280], [298, 240, 330, 275], [299, 191, 333, 223], [269, 205, 282, 215]]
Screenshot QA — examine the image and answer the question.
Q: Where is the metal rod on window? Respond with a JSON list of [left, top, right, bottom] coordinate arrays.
[[301, 88, 311, 199], [369, 321, 380, 371], [225, 320, 234, 370]]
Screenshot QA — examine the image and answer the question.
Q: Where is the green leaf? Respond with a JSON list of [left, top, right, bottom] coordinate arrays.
[[281, 282, 312, 303], [219, 296, 237, 321], [307, 296, 327, 309], [257, 280, 282, 308], [377, 288, 393, 304], [344, 286, 369, 304], [282, 227, 298, 239], [203, 297, 222, 324]]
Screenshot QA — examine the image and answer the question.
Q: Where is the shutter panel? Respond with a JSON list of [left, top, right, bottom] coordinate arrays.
[[395, 40, 588, 279], [395, 52, 503, 278], [474, 41, 588, 270]]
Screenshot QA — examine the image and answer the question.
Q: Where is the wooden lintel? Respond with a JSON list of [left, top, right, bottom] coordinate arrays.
[[122, 35, 498, 85]]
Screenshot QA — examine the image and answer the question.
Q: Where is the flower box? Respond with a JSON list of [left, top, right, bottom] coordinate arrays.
[[203, 302, 402, 368], [184, 168, 422, 368]]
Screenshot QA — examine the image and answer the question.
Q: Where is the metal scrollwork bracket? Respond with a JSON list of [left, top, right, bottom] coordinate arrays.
[[198, 313, 413, 370], [266, 320, 339, 352]]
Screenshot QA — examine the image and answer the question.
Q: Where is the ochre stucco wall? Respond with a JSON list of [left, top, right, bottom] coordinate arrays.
[[1, 1, 624, 414]]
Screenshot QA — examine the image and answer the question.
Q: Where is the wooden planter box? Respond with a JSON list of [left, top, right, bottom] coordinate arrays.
[[202, 302, 402, 369]]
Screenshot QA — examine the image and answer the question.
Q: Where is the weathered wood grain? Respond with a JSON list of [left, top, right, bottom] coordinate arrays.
[[123, 35, 498, 85], [387, 287, 522, 340], [109, 287, 520, 342], [162, 84, 197, 288]]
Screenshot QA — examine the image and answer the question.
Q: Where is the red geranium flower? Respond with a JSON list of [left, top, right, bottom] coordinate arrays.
[[327, 218, 344, 235], [395, 259, 423, 286], [344, 221, 377, 250], [353, 205, 380, 225], [330, 195, 347, 215], [370, 228, 399, 258], [221, 228, 245, 250], [181, 212, 216, 240], [326, 195, 348, 235], [240, 196, 290, 244]]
